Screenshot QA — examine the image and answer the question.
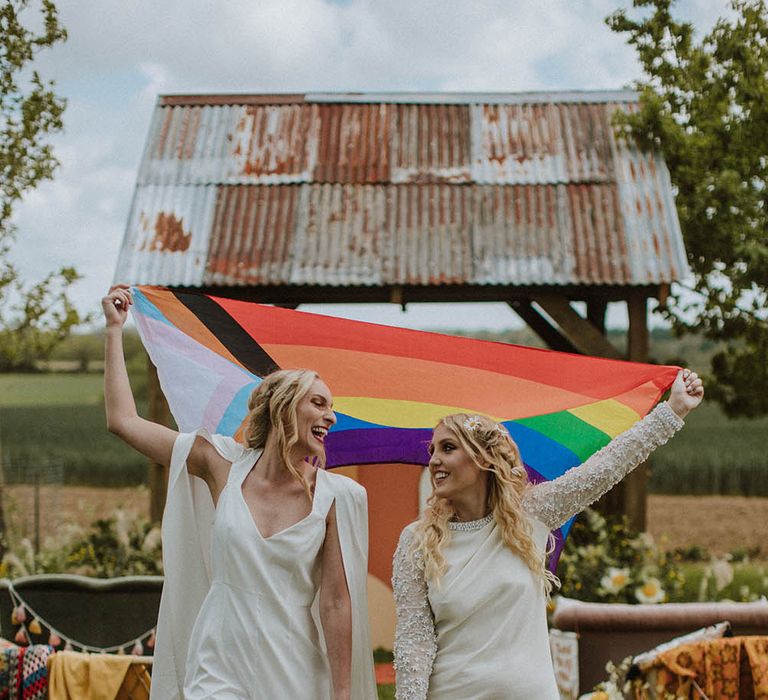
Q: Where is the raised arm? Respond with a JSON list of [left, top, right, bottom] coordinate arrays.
[[392, 527, 437, 700], [103, 285, 227, 492], [320, 502, 352, 700], [523, 370, 704, 531]]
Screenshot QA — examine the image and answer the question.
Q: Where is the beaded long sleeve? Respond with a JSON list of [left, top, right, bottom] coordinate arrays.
[[523, 401, 684, 530], [392, 527, 436, 700]]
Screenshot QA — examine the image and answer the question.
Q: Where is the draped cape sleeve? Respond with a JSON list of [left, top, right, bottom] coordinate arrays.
[[150, 431, 377, 700], [150, 429, 249, 700], [323, 470, 378, 699]]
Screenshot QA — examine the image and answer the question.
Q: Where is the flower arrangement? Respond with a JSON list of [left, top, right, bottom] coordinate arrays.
[[556, 508, 684, 604]]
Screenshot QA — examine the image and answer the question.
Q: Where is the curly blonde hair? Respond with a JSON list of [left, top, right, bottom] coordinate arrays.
[[414, 413, 559, 598], [244, 368, 325, 500]]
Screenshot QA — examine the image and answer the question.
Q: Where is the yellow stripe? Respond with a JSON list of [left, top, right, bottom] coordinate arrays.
[[334, 397, 502, 428], [568, 399, 641, 438]]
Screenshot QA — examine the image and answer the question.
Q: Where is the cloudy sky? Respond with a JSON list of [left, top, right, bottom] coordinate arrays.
[[11, 0, 728, 331]]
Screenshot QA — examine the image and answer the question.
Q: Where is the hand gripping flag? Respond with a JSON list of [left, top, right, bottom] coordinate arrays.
[[131, 285, 679, 567]]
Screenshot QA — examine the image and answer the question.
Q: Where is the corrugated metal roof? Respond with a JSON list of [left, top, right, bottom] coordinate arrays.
[[117, 91, 688, 289]]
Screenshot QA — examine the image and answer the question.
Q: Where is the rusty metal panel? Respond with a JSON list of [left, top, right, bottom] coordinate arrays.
[[470, 102, 616, 185], [227, 103, 318, 183], [292, 184, 389, 285], [390, 184, 474, 285], [565, 184, 630, 284], [313, 103, 391, 183], [472, 185, 572, 285], [391, 104, 472, 183], [115, 185, 217, 286], [205, 185, 302, 286], [610, 104, 689, 283], [141, 104, 319, 185]]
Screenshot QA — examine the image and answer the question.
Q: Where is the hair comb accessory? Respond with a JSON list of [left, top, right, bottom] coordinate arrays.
[[463, 416, 483, 431]]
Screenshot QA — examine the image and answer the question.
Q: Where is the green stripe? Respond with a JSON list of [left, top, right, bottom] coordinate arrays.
[[517, 411, 611, 462]]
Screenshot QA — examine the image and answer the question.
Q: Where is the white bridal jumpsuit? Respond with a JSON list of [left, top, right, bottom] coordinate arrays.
[[150, 430, 377, 700]]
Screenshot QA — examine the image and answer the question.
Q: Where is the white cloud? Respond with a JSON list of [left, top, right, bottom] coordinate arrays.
[[9, 0, 733, 330]]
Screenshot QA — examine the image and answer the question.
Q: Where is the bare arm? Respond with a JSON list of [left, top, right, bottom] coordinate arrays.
[[103, 286, 228, 495], [320, 502, 352, 700]]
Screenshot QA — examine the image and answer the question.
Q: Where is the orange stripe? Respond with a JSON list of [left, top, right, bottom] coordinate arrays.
[[614, 380, 667, 415], [263, 343, 600, 419], [141, 287, 243, 368]]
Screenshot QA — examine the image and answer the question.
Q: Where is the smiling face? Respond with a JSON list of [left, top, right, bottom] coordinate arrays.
[[293, 378, 336, 458], [428, 423, 488, 505]]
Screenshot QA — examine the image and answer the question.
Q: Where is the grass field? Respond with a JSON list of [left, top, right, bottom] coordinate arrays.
[[0, 374, 148, 485], [1, 372, 766, 492], [649, 402, 768, 496]]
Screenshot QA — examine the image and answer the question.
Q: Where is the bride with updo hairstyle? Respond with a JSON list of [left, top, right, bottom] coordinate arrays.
[[393, 371, 703, 700], [102, 285, 376, 700]]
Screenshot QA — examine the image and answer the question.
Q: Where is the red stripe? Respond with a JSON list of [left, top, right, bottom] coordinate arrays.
[[211, 295, 679, 400]]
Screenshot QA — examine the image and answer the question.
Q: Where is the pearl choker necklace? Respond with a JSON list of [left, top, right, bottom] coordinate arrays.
[[448, 513, 494, 532]]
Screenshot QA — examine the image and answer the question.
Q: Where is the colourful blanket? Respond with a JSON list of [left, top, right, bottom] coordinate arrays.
[[132, 285, 679, 562], [0, 644, 53, 700]]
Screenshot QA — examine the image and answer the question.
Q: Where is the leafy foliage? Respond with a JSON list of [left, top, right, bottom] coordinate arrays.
[[607, 0, 768, 416], [0, 511, 163, 578], [0, 1, 86, 371], [556, 508, 684, 603]]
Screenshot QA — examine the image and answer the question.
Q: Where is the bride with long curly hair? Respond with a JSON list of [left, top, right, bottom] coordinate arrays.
[[392, 371, 703, 700]]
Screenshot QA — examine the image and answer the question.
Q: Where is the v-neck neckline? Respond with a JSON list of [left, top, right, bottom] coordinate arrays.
[[239, 460, 322, 541]]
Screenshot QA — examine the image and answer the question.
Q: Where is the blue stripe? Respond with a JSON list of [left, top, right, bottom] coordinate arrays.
[[216, 381, 261, 434], [503, 421, 581, 481], [132, 287, 172, 326]]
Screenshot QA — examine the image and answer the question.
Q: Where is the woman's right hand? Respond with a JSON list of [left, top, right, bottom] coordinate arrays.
[[102, 284, 132, 327]]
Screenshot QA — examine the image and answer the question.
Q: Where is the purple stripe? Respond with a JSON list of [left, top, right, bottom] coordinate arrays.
[[326, 427, 566, 569], [325, 427, 432, 467], [548, 528, 565, 573]]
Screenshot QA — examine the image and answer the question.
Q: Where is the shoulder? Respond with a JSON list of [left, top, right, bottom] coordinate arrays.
[[396, 521, 420, 550], [323, 469, 367, 502], [181, 429, 250, 463], [392, 522, 424, 580]]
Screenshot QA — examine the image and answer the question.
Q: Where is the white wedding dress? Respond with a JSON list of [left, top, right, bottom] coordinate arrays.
[[392, 402, 684, 700]]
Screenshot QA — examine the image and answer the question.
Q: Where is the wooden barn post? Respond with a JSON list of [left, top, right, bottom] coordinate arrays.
[[147, 360, 171, 523]]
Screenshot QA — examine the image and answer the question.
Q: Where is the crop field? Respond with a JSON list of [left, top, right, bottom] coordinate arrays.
[[0, 374, 147, 486]]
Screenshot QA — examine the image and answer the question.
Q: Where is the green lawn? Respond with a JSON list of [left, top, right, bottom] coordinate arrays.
[[669, 561, 768, 602], [0, 373, 105, 407]]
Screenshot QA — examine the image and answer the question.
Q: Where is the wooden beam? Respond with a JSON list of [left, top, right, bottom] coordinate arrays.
[[531, 294, 622, 359], [148, 360, 171, 523], [627, 290, 649, 363], [587, 299, 608, 334], [507, 300, 578, 353], [624, 290, 651, 531]]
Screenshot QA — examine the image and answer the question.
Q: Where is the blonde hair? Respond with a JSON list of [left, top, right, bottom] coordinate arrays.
[[244, 368, 325, 500], [414, 413, 559, 598]]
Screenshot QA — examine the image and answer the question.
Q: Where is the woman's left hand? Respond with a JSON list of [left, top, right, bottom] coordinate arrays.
[[668, 369, 704, 419]]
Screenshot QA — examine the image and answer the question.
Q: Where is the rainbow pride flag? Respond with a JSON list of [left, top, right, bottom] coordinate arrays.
[[132, 285, 678, 563]]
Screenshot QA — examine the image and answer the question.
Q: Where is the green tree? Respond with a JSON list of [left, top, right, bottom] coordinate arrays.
[[608, 0, 768, 417], [0, 0, 85, 372]]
